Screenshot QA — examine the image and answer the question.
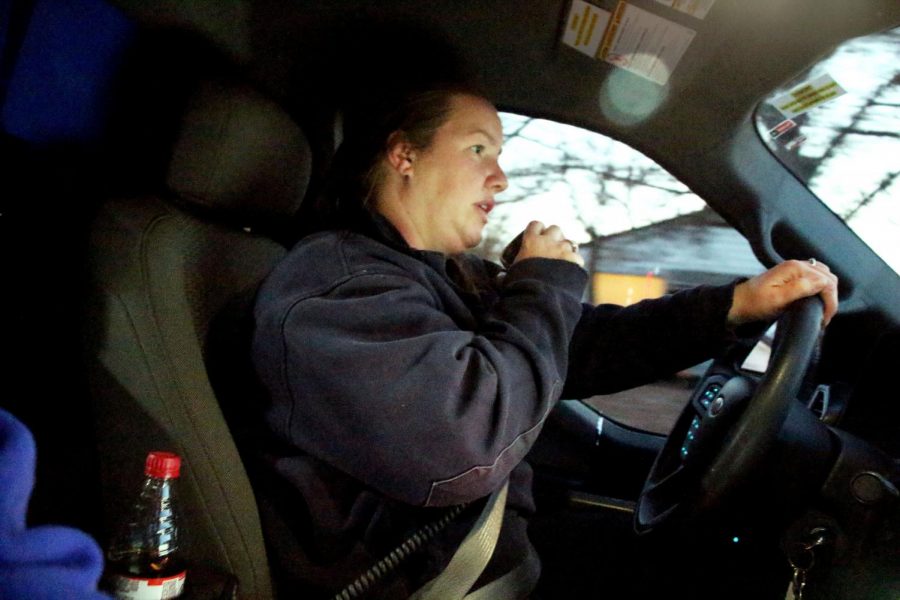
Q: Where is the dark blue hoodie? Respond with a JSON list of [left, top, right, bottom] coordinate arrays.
[[251, 216, 740, 598]]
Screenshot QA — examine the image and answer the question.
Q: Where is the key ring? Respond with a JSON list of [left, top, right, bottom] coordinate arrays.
[[789, 525, 830, 569], [785, 527, 832, 600], [788, 546, 816, 572]]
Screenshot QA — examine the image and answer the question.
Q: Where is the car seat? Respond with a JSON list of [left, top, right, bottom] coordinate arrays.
[[84, 77, 312, 599]]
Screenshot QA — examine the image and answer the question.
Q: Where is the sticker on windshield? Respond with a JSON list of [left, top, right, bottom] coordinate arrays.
[[598, 1, 696, 85], [768, 119, 797, 140], [655, 0, 717, 20], [769, 74, 847, 119], [784, 135, 807, 152], [562, 0, 611, 58]]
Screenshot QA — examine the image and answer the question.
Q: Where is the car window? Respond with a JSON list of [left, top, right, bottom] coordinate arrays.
[[479, 114, 766, 434], [754, 26, 900, 276]]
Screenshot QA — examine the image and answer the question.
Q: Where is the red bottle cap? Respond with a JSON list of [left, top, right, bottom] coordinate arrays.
[[144, 451, 181, 479]]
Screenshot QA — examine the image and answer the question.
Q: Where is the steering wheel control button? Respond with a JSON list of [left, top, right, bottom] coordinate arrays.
[[709, 396, 725, 416], [700, 383, 721, 410], [680, 416, 704, 460]]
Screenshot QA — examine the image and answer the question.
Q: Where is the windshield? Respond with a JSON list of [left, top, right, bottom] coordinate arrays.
[[755, 27, 900, 276], [484, 114, 708, 264], [484, 113, 768, 432]]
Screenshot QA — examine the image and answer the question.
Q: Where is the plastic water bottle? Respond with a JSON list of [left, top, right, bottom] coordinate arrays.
[[105, 451, 187, 599]]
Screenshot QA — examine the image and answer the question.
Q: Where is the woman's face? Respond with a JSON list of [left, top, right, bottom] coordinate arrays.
[[400, 94, 508, 254]]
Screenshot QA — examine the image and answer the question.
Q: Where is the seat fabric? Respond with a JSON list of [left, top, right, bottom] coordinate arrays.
[[85, 78, 311, 599]]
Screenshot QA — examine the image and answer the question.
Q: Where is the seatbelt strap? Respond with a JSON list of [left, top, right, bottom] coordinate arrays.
[[465, 553, 538, 600], [409, 482, 509, 600]]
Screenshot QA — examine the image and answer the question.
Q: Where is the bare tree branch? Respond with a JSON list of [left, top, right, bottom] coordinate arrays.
[[844, 170, 900, 221]]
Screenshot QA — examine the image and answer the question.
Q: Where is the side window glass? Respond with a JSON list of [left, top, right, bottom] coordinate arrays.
[[481, 114, 766, 434]]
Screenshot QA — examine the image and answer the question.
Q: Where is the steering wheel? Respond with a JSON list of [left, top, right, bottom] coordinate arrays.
[[635, 296, 824, 533]]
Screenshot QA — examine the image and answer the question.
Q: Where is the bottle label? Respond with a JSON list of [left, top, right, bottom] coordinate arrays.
[[109, 570, 186, 600]]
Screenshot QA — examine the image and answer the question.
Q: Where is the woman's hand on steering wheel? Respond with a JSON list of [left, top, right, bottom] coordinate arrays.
[[728, 259, 839, 327]]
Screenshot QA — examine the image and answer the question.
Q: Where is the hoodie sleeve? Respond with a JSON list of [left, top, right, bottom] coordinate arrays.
[[563, 282, 743, 398]]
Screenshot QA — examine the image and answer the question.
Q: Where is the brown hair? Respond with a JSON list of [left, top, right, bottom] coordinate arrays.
[[312, 83, 489, 231]]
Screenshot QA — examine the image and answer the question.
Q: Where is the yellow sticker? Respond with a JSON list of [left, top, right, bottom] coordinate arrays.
[[562, 0, 611, 59], [770, 74, 847, 119]]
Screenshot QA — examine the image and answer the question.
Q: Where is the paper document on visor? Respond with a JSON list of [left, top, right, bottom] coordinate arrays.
[[598, 2, 696, 86], [655, 0, 717, 20]]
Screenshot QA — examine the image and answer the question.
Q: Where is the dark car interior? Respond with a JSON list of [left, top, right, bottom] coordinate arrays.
[[2, 1, 899, 598]]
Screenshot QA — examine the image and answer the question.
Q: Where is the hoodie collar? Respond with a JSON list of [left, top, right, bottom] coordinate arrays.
[[360, 211, 450, 273]]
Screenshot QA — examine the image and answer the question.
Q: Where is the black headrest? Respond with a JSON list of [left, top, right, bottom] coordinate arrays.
[[166, 80, 311, 225]]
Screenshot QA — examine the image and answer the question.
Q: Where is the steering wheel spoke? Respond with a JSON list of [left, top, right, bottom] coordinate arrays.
[[637, 462, 692, 529]]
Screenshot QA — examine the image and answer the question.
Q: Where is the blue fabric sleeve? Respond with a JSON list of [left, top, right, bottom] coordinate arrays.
[[0, 408, 111, 600]]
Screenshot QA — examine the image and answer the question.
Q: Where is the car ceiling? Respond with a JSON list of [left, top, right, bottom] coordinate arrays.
[[106, 0, 900, 158]]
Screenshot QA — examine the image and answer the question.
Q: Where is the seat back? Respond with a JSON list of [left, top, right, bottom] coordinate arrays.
[[85, 78, 311, 599]]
